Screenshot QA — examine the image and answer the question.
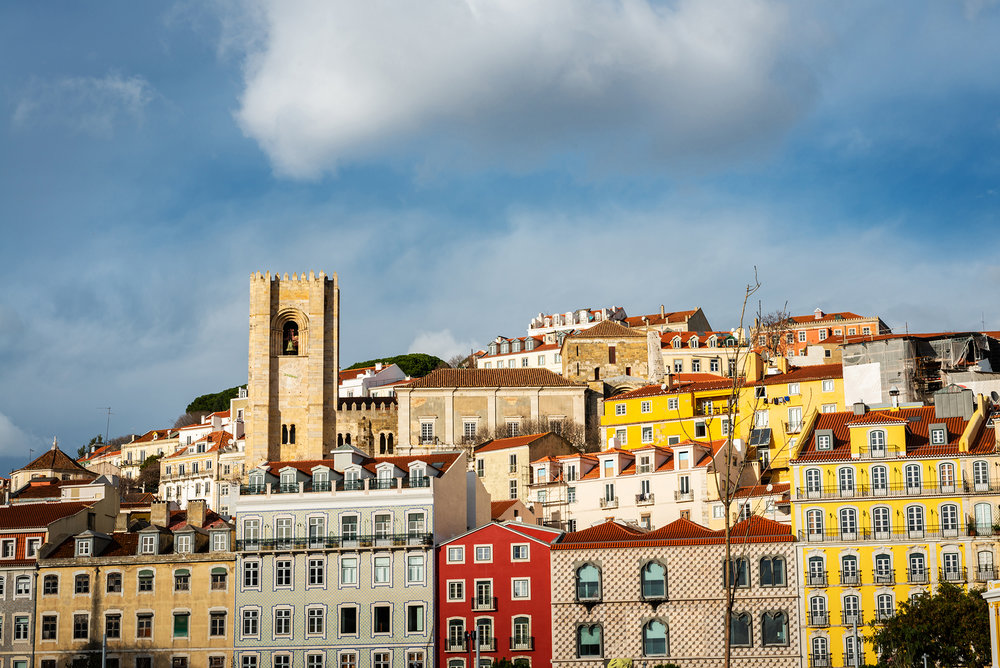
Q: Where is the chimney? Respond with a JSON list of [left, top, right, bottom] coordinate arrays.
[[814, 308, 824, 320], [151, 501, 169, 528], [660, 304, 665, 318], [375, 362, 383, 372], [853, 402, 868, 416], [664, 372, 674, 390], [187, 499, 206, 529], [114, 512, 129, 532]]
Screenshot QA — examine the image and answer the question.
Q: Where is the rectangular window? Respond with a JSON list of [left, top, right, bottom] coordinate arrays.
[[212, 571, 227, 590], [2, 539, 15, 558], [340, 607, 357, 635], [174, 571, 190, 591], [508, 454, 518, 473], [373, 606, 390, 634], [691, 359, 701, 372], [210, 612, 226, 637], [241, 610, 258, 637], [76, 574, 90, 594], [275, 560, 292, 587], [568, 486, 577, 503], [407, 554, 424, 583], [641, 426, 653, 443], [463, 421, 477, 441], [667, 397, 679, 411], [42, 615, 58, 640], [175, 535, 192, 553], [513, 578, 530, 598], [448, 581, 464, 601], [798, 331, 807, 342], [406, 604, 424, 633], [243, 561, 260, 588], [788, 382, 800, 395], [373, 555, 391, 584], [341, 557, 358, 585], [306, 608, 324, 635], [241, 657, 257, 668], [615, 403, 626, 416], [136, 613, 153, 638], [420, 422, 434, 443], [140, 535, 156, 554], [105, 614, 121, 639], [641, 400, 651, 413], [475, 546, 492, 562], [73, 613, 89, 640], [447, 546, 464, 563], [309, 558, 325, 586], [173, 612, 189, 638], [509, 479, 518, 499], [274, 609, 291, 636], [673, 359, 683, 373], [512, 544, 528, 560], [822, 379, 835, 392], [138, 572, 154, 592]]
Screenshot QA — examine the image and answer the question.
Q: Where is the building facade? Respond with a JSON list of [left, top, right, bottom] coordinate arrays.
[[437, 522, 563, 668], [472, 432, 578, 507]]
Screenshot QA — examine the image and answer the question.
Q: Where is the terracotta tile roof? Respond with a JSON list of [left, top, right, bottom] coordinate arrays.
[[845, 411, 910, 426], [754, 364, 843, 386], [19, 447, 93, 474], [131, 429, 176, 444], [734, 483, 790, 499], [659, 331, 734, 346], [262, 453, 462, 477], [609, 376, 735, 400], [404, 368, 581, 388], [0, 501, 93, 530], [624, 309, 698, 327], [479, 340, 560, 359], [793, 406, 969, 462], [970, 414, 997, 454], [45, 533, 138, 559], [165, 431, 232, 459], [567, 320, 646, 339], [167, 509, 230, 531], [12, 480, 80, 500], [490, 500, 518, 518], [553, 515, 792, 550], [340, 366, 376, 382], [475, 433, 551, 454]]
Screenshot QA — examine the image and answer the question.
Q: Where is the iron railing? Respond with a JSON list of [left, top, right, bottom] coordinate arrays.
[[236, 532, 433, 551], [239, 475, 432, 495], [510, 636, 534, 651]]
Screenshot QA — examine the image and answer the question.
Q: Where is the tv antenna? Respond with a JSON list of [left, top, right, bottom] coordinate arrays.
[[97, 406, 112, 445]]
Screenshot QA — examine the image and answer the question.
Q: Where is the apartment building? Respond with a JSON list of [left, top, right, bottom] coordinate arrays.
[[473, 432, 578, 506], [476, 336, 563, 375]]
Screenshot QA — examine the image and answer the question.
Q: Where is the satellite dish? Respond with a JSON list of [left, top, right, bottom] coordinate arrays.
[[766, 483, 773, 492], [660, 384, 667, 391], [992, 390, 1000, 403]]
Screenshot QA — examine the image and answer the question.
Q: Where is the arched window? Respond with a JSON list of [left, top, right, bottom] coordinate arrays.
[[942, 552, 962, 582], [288, 424, 295, 444], [337, 433, 343, 447], [874, 554, 893, 584], [512, 616, 531, 650], [906, 506, 925, 537], [761, 611, 788, 646], [724, 557, 749, 588], [872, 506, 891, 539], [729, 612, 751, 646], [839, 508, 858, 540], [282, 321, 299, 355], [576, 564, 601, 601], [904, 464, 922, 492], [805, 469, 822, 497], [939, 463, 955, 491], [941, 503, 959, 535], [643, 619, 668, 656], [345, 433, 351, 446], [841, 555, 859, 585], [760, 557, 786, 587], [281, 424, 288, 445], [379, 434, 387, 455], [845, 634, 860, 665], [908, 553, 927, 583], [876, 593, 894, 621], [838, 468, 855, 496], [843, 594, 861, 625], [807, 556, 826, 587], [871, 465, 888, 495], [576, 624, 603, 657], [978, 550, 995, 581], [811, 636, 828, 664], [42, 574, 58, 595], [641, 562, 667, 599], [869, 429, 886, 456], [974, 460, 989, 491], [75, 574, 90, 594], [807, 509, 824, 540], [808, 596, 827, 626], [387, 433, 394, 453]]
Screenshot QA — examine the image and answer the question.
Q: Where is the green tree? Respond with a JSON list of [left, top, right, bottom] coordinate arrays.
[[186, 385, 243, 414], [77, 434, 103, 458], [868, 583, 989, 667], [344, 353, 448, 378], [135, 454, 164, 493]]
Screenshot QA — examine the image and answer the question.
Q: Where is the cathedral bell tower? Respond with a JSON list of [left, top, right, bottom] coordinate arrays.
[[246, 271, 339, 465]]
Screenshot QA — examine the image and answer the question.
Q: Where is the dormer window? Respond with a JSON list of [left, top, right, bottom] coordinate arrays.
[[817, 434, 832, 451], [75, 538, 93, 558], [869, 430, 887, 457], [689, 338, 698, 348], [140, 535, 157, 555], [175, 535, 192, 554], [196, 442, 206, 453], [526, 339, 536, 351], [211, 531, 229, 552], [930, 425, 947, 445], [344, 469, 362, 490], [501, 342, 510, 354], [313, 469, 330, 490], [488, 343, 498, 355], [512, 340, 521, 353], [672, 338, 681, 349], [602, 459, 615, 477], [537, 466, 547, 482], [248, 472, 265, 492]]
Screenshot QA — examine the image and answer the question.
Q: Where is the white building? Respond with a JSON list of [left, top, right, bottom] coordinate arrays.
[[476, 336, 564, 374], [338, 362, 409, 397]]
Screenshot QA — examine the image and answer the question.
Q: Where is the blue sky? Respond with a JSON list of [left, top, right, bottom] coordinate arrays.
[[1, 0, 999, 469]]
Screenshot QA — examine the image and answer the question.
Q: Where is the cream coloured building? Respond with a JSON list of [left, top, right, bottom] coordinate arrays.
[[472, 431, 578, 505], [394, 368, 588, 453]]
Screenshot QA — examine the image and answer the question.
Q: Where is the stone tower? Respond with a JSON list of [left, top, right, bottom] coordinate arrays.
[[246, 271, 339, 465]]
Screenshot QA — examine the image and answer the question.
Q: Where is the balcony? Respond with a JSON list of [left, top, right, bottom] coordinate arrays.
[[674, 490, 693, 502], [841, 610, 863, 626], [445, 639, 466, 653], [798, 523, 971, 544], [807, 611, 829, 627], [872, 570, 895, 585], [976, 567, 997, 582], [797, 478, 994, 501], [510, 636, 535, 651], [239, 476, 432, 496], [839, 571, 862, 586], [476, 636, 497, 652], [843, 654, 860, 667], [806, 572, 828, 588], [874, 610, 894, 623], [941, 567, 967, 583], [236, 532, 433, 551], [368, 478, 397, 490], [472, 596, 497, 612], [635, 493, 655, 506], [599, 497, 619, 509], [809, 655, 831, 668], [907, 569, 929, 584]]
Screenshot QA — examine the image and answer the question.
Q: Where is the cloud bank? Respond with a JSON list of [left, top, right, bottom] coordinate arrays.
[[232, 0, 816, 177], [13, 73, 155, 137]]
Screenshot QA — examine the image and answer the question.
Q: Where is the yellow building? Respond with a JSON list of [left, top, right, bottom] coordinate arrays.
[[34, 501, 235, 668], [790, 392, 998, 667], [740, 363, 845, 484], [601, 374, 737, 450]]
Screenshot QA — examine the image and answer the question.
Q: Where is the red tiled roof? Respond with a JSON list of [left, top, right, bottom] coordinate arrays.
[[658, 331, 734, 346], [262, 453, 462, 476], [19, 447, 93, 474], [165, 431, 232, 459], [845, 412, 910, 426], [754, 364, 843, 386], [404, 368, 581, 388], [475, 433, 551, 454], [556, 520, 646, 545], [789, 311, 866, 324], [842, 331, 983, 344], [970, 415, 997, 454], [609, 376, 735, 400], [340, 366, 376, 382], [490, 500, 518, 518], [645, 517, 721, 540], [794, 406, 969, 462], [131, 429, 176, 444], [553, 515, 792, 550], [734, 483, 790, 499], [567, 320, 646, 339], [625, 309, 698, 327], [13, 480, 80, 499], [0, 502, 93, 530]]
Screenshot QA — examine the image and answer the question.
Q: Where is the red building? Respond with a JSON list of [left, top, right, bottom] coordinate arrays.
[[437, 521, 562, 668]]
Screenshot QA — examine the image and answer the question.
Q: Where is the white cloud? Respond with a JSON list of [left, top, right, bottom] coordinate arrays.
[[0, 412, 30, 456], [407, 329, 479, 361], [13, 73, 155, 137], [230, 0, 817, 177]]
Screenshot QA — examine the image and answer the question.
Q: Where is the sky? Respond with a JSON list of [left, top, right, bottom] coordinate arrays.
[[1, 0, 1000, 471]]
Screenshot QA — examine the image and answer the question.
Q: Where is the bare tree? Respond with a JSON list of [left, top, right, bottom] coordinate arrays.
[[447, 352, 474, 368], [755, 305, 793, 361], [173, 412, 207, 428]]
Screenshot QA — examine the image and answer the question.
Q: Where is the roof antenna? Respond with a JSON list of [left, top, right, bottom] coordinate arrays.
[[97, 406, 112, 447]]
